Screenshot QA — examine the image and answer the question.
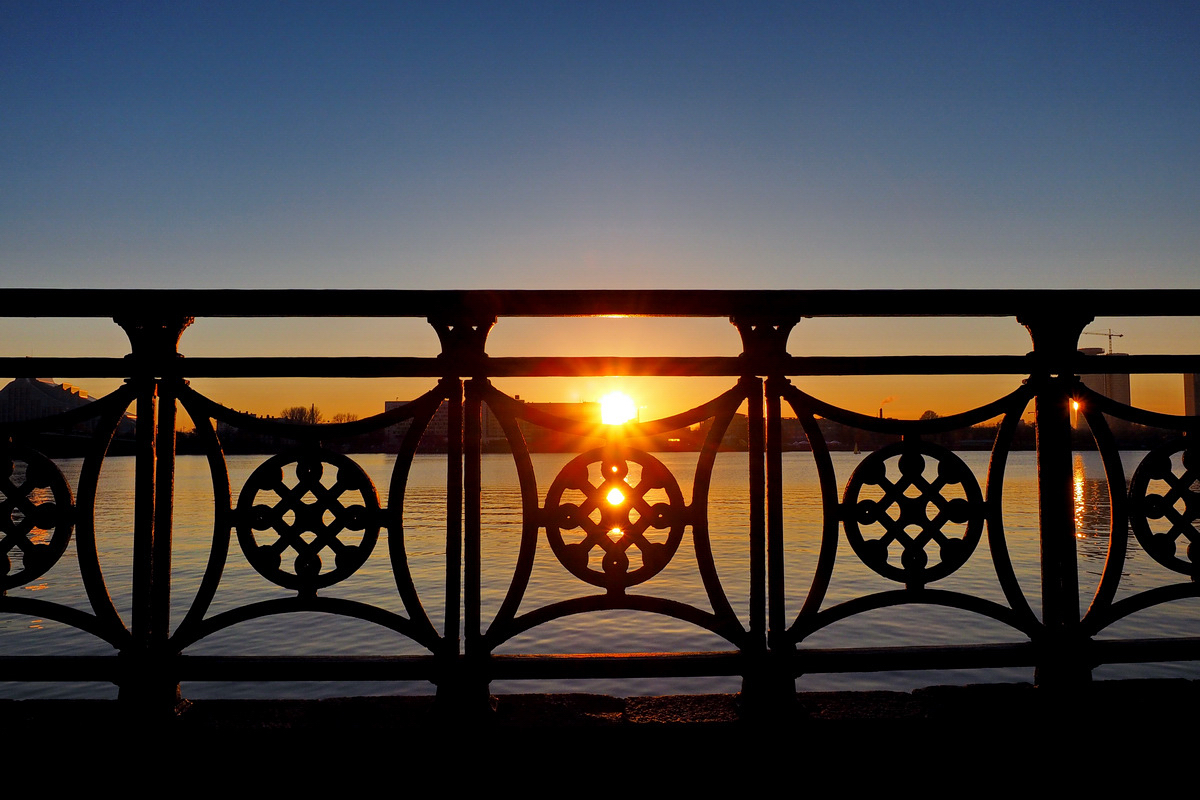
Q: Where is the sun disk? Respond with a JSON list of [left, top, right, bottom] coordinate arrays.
[[600, 391, 637, 425]]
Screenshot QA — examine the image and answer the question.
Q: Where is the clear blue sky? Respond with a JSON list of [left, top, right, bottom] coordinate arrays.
[[4, 1, 1198, 290], [3, 2, 1198, 421]]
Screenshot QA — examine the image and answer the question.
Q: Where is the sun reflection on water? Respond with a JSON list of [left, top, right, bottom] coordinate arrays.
[[1073, 453, 1086, 539]]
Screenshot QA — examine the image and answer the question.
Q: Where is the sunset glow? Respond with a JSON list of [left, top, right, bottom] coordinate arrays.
[[2, 4, 1199, 423], [600, 392, 637, 425]]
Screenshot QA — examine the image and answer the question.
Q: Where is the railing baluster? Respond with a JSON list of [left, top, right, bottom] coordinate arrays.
[[429, 313, 495, 710], [765, 375, 787, 662], [114, 314, 192, 713], [1020, 311, 1094, 686], [443, 378, 463, 683], [462, 377, 484, 706], [747, 377, 765, 651], [733, 317, 799, 708], [126, 369, 156, 688]]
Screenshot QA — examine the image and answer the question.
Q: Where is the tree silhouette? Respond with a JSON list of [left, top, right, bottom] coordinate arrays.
[[280, 404, 323, 424]]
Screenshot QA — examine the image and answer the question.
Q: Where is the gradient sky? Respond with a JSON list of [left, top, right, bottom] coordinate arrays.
[[3, 2, 1198, 420]]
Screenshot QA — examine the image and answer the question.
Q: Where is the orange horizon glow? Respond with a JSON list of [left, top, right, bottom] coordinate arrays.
[[16, 371, 1194, 434], [13, 370, 1192, 434], [2, 315, 1196, 430]]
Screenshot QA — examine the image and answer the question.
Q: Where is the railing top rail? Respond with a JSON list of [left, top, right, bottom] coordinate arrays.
[[2, 288, 1198, 319]]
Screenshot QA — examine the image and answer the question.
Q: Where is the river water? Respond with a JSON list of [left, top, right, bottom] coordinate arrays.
[[3, 449, 1198, 698]]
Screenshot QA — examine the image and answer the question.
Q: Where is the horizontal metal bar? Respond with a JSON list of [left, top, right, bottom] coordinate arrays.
[[0, 656, 444, 683], [486, 652, 746, 679], [1070, 354, 1200, 374], [6, 353, 1200, 380], [488, 355, 1046, 377], [2, 288, 1199, 319], [1087, 637, 1200, 665], [0, 657, 123, 682], [173, 655, 441, 682], [0, 358, 136, 378], [0, 654, 741, 682], [792, 642, 1038, 674], [784, 636, 1200, 674], [7, 640, 1199, 685]]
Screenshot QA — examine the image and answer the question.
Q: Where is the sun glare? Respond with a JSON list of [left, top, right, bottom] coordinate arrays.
[[600, 391, 637, 425], [606, 487, 624, 505]]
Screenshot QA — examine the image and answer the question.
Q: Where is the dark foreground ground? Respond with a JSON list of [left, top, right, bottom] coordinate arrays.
[[4, 679, 1195, 754], [5, 683, 1187, 792]]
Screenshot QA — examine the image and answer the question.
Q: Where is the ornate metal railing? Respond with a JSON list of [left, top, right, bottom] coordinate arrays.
[[1, 289, 1198, 711]]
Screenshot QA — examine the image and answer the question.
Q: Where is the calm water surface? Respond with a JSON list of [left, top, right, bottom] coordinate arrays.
[[3, 450, 1198, 698]]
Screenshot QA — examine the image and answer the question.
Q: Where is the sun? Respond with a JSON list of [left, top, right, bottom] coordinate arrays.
[[600, 391, 637, 425]]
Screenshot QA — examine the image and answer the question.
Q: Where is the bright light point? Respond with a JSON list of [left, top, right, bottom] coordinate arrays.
[[601, 391, 637, 425], [609, 528, 622, 540], [1072, 400, 1080, 411], [606, 487, 624, 505]]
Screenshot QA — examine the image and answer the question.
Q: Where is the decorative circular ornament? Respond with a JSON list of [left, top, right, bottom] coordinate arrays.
[[0, 443, 74, 590], [544, 447, 686, 591], [843, 440, 984, 585], [235, 451, 380, 592], [1129, 441, 1200, 577]]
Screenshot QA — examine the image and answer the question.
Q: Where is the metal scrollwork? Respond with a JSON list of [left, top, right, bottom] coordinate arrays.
[[544, 447, 686, 592], [843, 440, 984, 587], [235, 451, 381, 593], [0, 443, 74, 591], [1129, 441, 1200, 578]]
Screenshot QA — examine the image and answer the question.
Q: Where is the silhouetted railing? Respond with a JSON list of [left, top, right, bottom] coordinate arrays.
[[1, 289, 1198, 711]]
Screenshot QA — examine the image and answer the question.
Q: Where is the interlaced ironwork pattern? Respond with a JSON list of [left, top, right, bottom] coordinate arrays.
[[545, 447, 687, 592], [1061, 386, 1199, 638], [775, 379, 1039, 644], [479, 381, 751, 650], [0, 443, 74, 591], [842, 440, 985, 588], [1129, 441, 1200, 578], [0, 288, 1199, 706], [163, 384, 449, 656], [235, 451, 381, 594]]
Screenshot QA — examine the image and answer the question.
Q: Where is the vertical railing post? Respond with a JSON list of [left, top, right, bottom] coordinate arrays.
[[733, 317, 799, 714], [764, 375, 786, 659], [746, 378, 766, 656], [430, 313, 495, 713], [462, 376, 485, 704], [1019, 310, 1093, 687], [442, 377, 463, 700], [114, 313, 192, 715]]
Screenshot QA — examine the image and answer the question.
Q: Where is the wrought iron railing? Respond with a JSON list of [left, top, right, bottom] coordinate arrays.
[[1, 289, 1198, 710]]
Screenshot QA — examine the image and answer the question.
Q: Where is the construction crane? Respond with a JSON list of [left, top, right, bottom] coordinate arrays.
[[1083, 328, 1124, 355]]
